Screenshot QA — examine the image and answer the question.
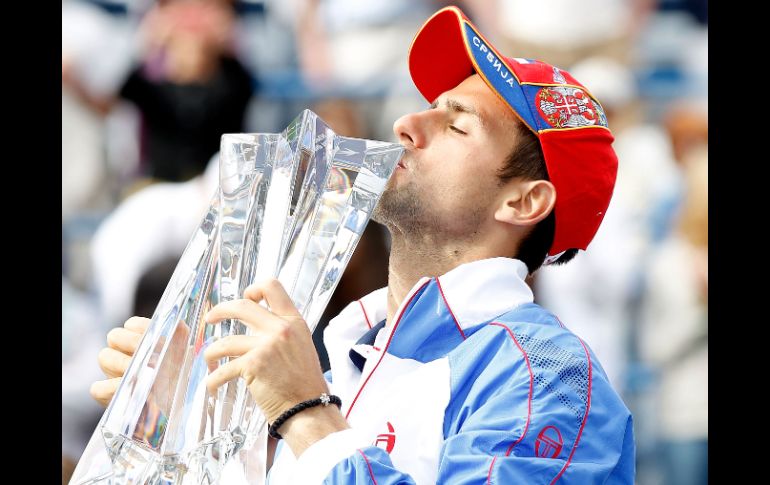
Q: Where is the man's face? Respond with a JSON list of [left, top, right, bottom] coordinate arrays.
[[373, 74, 521, 240]]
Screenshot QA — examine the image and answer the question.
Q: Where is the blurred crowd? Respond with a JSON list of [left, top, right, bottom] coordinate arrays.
[[62, 0, 708, 484]]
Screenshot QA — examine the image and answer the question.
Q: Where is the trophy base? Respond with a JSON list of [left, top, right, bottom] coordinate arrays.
[[76, 428, 247, 485]]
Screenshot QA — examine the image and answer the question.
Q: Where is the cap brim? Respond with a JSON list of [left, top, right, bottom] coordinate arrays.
[[408, 7, 540, 133], [408, 8, 474, 104]]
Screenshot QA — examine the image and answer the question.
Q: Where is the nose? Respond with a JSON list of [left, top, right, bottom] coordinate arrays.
[[392, 110, 428, 150]]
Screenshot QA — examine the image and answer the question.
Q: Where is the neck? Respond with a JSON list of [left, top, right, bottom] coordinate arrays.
[[384, 228, 510, 326]]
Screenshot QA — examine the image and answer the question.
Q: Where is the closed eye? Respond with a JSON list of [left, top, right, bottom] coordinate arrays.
[[429, 100, 469, 134]]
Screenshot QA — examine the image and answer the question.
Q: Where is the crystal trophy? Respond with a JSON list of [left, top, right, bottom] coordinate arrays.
[[69, 110, 404, 484]]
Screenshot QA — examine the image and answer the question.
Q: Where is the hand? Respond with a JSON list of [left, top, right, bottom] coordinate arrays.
[[90, 316, 190, 410], [203, 279, 327, 422], [90, 317, 150, 407], [203, 279, 349, 455]]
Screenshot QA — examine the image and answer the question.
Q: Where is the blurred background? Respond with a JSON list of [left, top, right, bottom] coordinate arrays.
[[61, 0, 707, 483]]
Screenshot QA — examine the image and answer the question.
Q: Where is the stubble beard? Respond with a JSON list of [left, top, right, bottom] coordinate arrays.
[[372, 178, 429, 236], [372, 178, 484, 242]]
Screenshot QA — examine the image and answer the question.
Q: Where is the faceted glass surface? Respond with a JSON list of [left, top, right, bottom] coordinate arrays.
[[69, 110, 403, 485]]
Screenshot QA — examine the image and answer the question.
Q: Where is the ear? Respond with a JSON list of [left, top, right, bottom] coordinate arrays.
[[494, 179, 556, 227]]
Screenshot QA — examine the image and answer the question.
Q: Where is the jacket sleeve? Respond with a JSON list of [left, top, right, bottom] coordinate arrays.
[[434, 379, 635, 484], [278, 428, 416, 484], [432, 322, 635, 484]]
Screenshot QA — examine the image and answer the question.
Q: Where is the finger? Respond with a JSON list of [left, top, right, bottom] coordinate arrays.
[[90, 378, 121, 407], [205, 298, 284, 331], [98, 347, 133, 379], [124, 316, 151, 333], [205, 358, 243, 393], [203, 335, 259, 364], [107, 327, 144, 355], [244, 278, 301, 318]]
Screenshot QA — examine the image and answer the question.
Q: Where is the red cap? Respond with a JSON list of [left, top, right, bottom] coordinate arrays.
[[408, 6, 618, 261]]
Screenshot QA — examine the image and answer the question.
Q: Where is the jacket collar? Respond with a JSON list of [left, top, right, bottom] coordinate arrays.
[[324, 257, 533, 370]]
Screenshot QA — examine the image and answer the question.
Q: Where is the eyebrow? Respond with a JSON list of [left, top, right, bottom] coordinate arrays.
[[430, 98, 486, 128]]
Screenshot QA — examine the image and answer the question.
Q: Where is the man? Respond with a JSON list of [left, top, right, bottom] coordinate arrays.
[[92, 6, 635, 484]]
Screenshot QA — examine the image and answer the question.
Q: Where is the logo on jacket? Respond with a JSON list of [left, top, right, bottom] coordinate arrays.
[[535, 425, 563, 458], [373, 422, 396, 454]]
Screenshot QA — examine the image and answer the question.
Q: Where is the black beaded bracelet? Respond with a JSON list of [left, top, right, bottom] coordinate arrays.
[[268, 393, 342, 440]]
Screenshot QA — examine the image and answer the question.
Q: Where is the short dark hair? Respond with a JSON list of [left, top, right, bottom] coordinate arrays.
[[497, 121, 577, 274]]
